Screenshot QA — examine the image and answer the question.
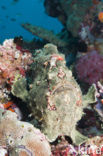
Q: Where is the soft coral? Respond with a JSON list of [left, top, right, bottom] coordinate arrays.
[[76, 50, 103, 85]]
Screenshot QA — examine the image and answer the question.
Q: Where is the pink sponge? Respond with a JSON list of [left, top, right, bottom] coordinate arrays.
[[76, 50, 103, 85]]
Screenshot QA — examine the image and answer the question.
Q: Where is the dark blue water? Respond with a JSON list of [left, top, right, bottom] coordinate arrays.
[[0, 0, 62, 43]]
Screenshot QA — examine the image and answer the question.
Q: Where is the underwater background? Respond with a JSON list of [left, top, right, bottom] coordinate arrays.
[[0, 0, 62, 43]]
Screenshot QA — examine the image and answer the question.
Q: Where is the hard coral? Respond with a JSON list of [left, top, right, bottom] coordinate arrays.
[[0, 39, 32, 85], [76, 50, 103, 85], [0, 109, 51, 156]]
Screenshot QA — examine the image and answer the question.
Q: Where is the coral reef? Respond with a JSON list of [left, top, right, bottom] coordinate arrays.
[[11, 43, 96, 145], [0, 109, 51, 156], [78, 1, 103, 54], [48, 0, 93, 36], [0, 38, 33, 118], [0, 39, 32, 86], [0, 0, 103, 154], [0, 37, 33, 123], [23, 0, 93, 37], [0, 39, 103, 155], [78, 14, 103, 54]]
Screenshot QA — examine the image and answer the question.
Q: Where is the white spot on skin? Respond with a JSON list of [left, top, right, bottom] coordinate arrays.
[[50, 57, 57, 68], [64, 94, 70, 104]]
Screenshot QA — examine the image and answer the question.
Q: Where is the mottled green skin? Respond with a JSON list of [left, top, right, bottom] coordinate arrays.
[[12, 44, 96, 145]]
